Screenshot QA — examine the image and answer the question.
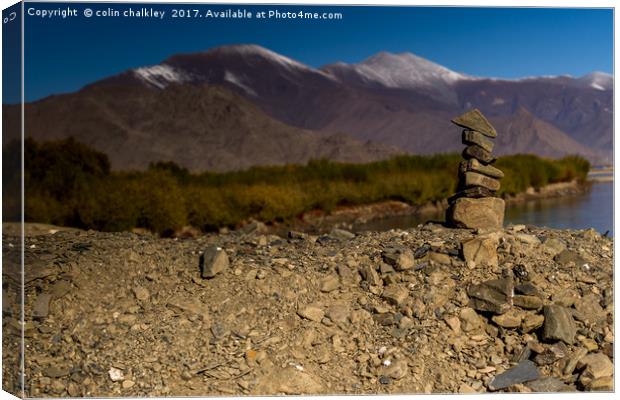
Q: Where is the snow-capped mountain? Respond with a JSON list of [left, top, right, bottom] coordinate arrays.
[[321, 51, 472, 104], [40, 45, 615, 167]]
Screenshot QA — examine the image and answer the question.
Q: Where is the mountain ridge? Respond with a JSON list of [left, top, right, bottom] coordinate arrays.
[[16, 44, 614, 169]]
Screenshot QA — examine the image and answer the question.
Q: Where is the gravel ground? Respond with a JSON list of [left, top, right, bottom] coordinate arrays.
[[2, 222, 614, 396]]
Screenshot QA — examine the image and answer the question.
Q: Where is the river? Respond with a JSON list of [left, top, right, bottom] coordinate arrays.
[[353, 181, 613, 236]]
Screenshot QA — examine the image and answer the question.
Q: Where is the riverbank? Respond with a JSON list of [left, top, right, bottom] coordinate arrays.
[[280, 179, 590, 234], [2, 223, 613, 396]]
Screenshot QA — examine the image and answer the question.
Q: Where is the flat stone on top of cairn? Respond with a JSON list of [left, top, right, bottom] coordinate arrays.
[[447, 109, 506, 229]]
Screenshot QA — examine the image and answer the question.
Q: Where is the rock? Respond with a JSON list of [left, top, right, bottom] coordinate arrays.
[[447, 197, 505, 230], [50, 280, 72, 299], [448, 186, 496, 204], [461, 234, 499, 267], [337, 264, 358, 286], [381, 285, 409, 306], [514, 233, 540, 246], [554, 250, 587, 268], [577, 353, 613, 385], [108, 367, 124, 382], [541, 237, 566, 257], [451, 109, 497, 138], [297, 306, 324, 322], [488, 360, 540, 391], [359, 265, 382, 286], [122, 380, 135, 389], [462, 144, 495, 164], [326, 305, 350, 324], [288, 231, 306, 240], [527, 377, 574, 392], [32, 293, 52, 320], [574, 294, 604, 323], [329, 228, 355, 240], [254, 367, 323, 395], [43, 366, 71, 378], [384, 359, 408, 380], [428, 252, 451, 265], [382, 247, 415, 271], [492, 309, 524, 328], [200, 246, 229, 278], [521, 314, 544, 333], [461, 158, 504, 179], [513, 295, 542, 310], [319, 275, 340, 292], [587, 376, 613, 391], [462, 130, 495, 153], [552, 288, 580, 307], [67, 382, 81, 397], [467, 277, 513, 314], [459, 307, 484, 332], [444, 315, 461, 334], [458, 383, 478, 393], [463, 171, 501, 191], [132, 286, 150, 302], [542, 305, 576, 344], [563, 347, 588, 375], [514, 283, 539, 296], [533, 342, 567, 365]]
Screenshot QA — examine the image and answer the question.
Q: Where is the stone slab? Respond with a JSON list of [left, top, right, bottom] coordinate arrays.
[[463, 171, 501, 191], [463, 145, 495, 164], [463, 130, 494, 152], [451, 109, 497, 138], [446, 197, 505, 230], [461, 158, 504, 179]]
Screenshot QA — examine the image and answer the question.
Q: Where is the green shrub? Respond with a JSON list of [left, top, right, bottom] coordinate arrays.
[[23, 138, 590, 233]]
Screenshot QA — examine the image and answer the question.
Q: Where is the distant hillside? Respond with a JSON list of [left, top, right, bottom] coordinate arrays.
[[4, 84, 399, 172]]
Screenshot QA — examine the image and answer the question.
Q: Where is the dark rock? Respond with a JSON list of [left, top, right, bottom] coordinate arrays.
[[288, 231, 306, 240], [414, 244, 431, 259], [200, 246, 229, 278], [488, 360, 540, 391], [451, 109, 497, 138], [514, 283, 539, 296], [542, 305, 576, 344], [468, 277, 513, 314], [462, 145, 495, 164], [462, 130, 495, 153], [448, 186, 496, 204], [379, 376, 391, 385]]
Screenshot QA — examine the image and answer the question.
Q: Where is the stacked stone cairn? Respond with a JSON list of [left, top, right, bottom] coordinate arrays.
[[446, 109, 506, 229]]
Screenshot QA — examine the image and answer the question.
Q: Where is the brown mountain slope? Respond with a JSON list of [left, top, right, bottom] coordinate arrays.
[[4, 84, 399, 172]]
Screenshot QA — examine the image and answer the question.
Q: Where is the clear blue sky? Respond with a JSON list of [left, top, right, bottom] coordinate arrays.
[[8, 4, 615, 102]]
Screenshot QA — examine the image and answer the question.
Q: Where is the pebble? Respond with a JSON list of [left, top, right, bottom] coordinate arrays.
[[297, 306, 325, 322], [320, 275, 340, 292], [381, 285, 409, 306]]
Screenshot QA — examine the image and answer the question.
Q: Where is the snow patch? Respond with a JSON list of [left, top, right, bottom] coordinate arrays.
[[133, 64, 192, 89], [223, 70, 257, 96]]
